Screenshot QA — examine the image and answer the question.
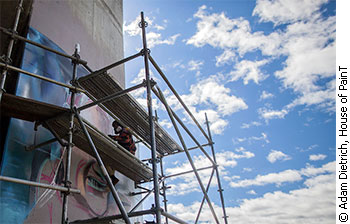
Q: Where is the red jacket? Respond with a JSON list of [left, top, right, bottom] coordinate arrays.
[[110, 128, 136, 155]]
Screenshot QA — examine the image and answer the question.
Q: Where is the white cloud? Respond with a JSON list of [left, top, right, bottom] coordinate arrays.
[[267, 150, 291, 163], [158, 119, 173, 129], [188, 3, 335, 113], [253, 0, 329, 25], [167, 75, 247, 134], [309, 154, 327, 161], [168, 170, 334, 223], [252, 132, 269, 143], [130, 68, 162, 110], [258, 108, 288, 121], [215, 49, 236, 66], [186, 5, 281, 55], [260, 90, 274, 100], [147, 32, 180, 48], [230, 161, 334, 189], [247, 190, 257, 195], [124, 16, 144, 36], [166, 149, 254, 196], [230, 59, 269, 84], [124, 16, 180, 48], [233, 132, 269, 145], [240, 121, 262, 129], [188, 60, 204, 71], [168, 161, 335, 223], [230, 169, 301, 188], [300, 161, 334, 177]]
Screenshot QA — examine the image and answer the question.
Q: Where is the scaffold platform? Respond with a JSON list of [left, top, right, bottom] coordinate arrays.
[[1, 92, 153, 183], [78, 72, 182, 156]]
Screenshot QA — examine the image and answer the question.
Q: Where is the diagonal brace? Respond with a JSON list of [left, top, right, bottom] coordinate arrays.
[[73, 108, 131, 224], [152, 87, 216, 166], [156, 85, 220, 224]]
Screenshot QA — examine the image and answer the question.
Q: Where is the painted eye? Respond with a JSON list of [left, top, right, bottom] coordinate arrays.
[[87, 176, 108, 192]]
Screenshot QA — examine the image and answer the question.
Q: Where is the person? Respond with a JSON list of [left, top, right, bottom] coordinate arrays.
[[108, 120, 136, 155]]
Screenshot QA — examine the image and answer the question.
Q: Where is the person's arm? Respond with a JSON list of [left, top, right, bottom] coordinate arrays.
[[108, 134, 118, 140]]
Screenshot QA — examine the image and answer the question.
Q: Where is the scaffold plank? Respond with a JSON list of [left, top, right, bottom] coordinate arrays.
[[77, 73, 182, 156], [1, 93, 153, 183]]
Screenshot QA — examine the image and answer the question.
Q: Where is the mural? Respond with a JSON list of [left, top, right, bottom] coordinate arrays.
[[0, 27, 136, 223]]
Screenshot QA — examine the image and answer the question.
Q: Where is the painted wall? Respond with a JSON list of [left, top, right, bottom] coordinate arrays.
[[30, 0, 125, 87], [0, 1, 143, 223]]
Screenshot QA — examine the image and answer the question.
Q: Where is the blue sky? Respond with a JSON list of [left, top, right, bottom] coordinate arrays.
[[123, 1, 336, 223]]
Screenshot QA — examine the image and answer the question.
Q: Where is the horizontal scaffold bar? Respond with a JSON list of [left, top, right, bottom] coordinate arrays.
[[163, 165, 215, 180], [77, 81, 146, 111], [0, 62, 86, 93], [0, 175, 80, 194], [0, 27, 87, 65], [78, 51, 143, 82], [70, 209, 156, 224]]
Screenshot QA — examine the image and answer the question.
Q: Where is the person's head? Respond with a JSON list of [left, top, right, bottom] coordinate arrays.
[[112, 120, 123, 133]]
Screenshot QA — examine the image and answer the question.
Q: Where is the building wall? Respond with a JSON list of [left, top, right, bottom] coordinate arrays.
[[0, 1, 143, 223], [30, 0, 125, 87]]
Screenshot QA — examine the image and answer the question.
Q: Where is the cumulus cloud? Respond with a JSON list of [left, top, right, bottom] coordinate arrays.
[[186, 5, 280, 55], [230, 169, 301, 188], [187, 2, 335, 115], [260, 90, 274, 100], [165, 148, 254, 196], [167, 75, 247, 134], [240, 121, 262, 129], [234, 132, 269, 144], [309, 154, 327, 161], [247, 190, 257, 195], [188, 60, 204, 71], [267, 150, 291, 163], [230, 161, 334, 189], [168, 162, 335, 223], [159, 119, 173, 129], [130, 68, 161, 109], [253, 0, 329, 25], [258, 108, 288, 121], [230, 59, 269, 84], [124, 16, 180, 48], [215, 49, 236, 66]]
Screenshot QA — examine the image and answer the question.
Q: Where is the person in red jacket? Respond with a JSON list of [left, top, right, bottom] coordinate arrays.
[[108, 120, 136, 155]]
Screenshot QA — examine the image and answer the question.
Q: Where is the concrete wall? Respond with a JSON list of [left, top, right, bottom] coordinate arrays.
[[30, 0, 125, 87]]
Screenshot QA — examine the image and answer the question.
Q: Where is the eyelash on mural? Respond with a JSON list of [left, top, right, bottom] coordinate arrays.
[[87, 176, 108, 192]]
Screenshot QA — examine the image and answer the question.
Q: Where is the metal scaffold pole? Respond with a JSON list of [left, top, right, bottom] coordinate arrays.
[[140, 11, 162, 224], [61, 45, 79, 224], [0, 0, 23, 89], [73, 108, 131, 224], [160, 157, 169, 224], [205, 113, 229, 224], [156, 86, 220, 224]]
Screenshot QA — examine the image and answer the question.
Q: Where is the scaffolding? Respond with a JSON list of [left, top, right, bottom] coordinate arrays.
[[0, 4, 228, 224]]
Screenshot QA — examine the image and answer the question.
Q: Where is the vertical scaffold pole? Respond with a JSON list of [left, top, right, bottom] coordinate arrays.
[[0, 0, 24, 89], [61, 45, 79, 224], [160, 157, 169, 224], [140, 11, 162, 224], [156, 86, 220, 224], [205, 114, 228, 224]]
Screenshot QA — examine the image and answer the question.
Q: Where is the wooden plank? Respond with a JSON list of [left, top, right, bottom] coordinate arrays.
[[1, 93, 153, 183], [78, 74, 182, 156], [1, 92, 68, 122]]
